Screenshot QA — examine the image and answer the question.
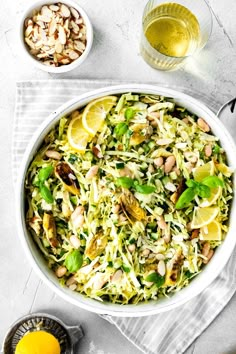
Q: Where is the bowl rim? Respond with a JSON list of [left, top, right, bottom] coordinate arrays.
[[18, 0, 93, 73], [16, 84, 236, 316]]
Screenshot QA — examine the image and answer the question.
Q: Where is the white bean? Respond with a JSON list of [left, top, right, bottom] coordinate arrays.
[[112, 269, 123, 282], [204, 144, 212, 157], [55, 266, 67, 278], [128, 244, 136, 253], [45, 150, 62, 160], [164, 155, 176, 174], [197, 118, 210, 132], [158, 215, 167, 230], [154, 156, 164, 167]]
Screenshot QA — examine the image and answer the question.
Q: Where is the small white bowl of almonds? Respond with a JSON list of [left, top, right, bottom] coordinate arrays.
[[20, 0, 93, 73]]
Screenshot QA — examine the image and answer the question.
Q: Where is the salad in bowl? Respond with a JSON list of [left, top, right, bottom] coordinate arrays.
[[24, 91, 233, 306]]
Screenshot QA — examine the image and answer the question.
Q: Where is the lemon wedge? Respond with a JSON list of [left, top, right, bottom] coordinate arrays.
[[191, 206, 219, 229], [193, 161, 215, 182], [199, 220, 222, 241], [198, 186, 222, 207], [216, 162, 233, 177], [67, 115, 91, 152], [82, 96, 117, 136]]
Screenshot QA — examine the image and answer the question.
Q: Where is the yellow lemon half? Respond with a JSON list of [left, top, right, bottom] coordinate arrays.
[[15, 331, 60, 354], [82, 96, 117, 136]]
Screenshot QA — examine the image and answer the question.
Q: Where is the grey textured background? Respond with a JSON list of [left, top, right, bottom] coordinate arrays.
[[1, 0, 236, 353]]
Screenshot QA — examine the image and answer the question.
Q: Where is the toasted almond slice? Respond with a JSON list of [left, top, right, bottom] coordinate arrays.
[[75, 18, 83, 25], [71, 20, 80, 33], [60, 4, 71, 17], [37, 52, 49, 58], [55, 41, 63, 53], [49, 4, 59, 11], [25, 25, 33, 37], [74, 40, 86, 52], [70, 7, 80, 19], [68, 50, 79, 60], [36, 20, 45, 28], [59, 58, 71, 64], [37, 14, 51, 23], [25, 37, 36, 49], [41, 5, 53, 18], [49, 18, 57, 36], [58, 25, 66, 44]]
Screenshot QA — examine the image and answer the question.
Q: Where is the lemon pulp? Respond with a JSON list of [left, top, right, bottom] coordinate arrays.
[[15, 331, 61, 354]]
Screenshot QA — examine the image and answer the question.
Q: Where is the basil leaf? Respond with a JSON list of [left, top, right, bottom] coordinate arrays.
[[40, 184, 54, 204], [114, 122, 128, 137], [197, 184, 211, 198], [124, 108, 135, 121], [134, 183, 156, 194], [145, 272, 165, 288], [65, 250, 83, 273], [202, 176, 224, 188], [175, 187, 196, 209], [116, 176, 134, 189], [38, 165, 53, 183], [186, 179, 198, 188]]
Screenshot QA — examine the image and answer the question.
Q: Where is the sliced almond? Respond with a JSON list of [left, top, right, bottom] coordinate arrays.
[[36, 20, 45, 28], [60, 4, 71, 17], [59, 58, 71, 64], [74, 40, 85, 52], [75, 18, 83, 25], [58, 25, 66, 44], [49, 4, 59, 11], [37, 14, 51, 23], [41, 5, 53, 18], [55, 41, 63, 53], [71, 20, 80, 33], [68, 50, 79, 60], [70, 7, 80, 19], [25, 25, 33, 37], [49, 18, 57, 36], [25, 37, 36, 49]]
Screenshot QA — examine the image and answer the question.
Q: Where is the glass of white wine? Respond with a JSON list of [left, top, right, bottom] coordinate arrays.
[[140, 0, 213, 70]]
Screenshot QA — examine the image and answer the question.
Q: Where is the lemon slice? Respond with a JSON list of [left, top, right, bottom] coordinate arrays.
[[82, 96, 117, 136], [199, 220, 222, 241], [216, 162, 233, 177], [198, 186, 222, 207], [193, 161, 215, 182], [191, 206, 219, 229], [67, 115, 91, 152]]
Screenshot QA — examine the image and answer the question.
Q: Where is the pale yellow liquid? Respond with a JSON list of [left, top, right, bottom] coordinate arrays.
[[141, 3, 200, 69]]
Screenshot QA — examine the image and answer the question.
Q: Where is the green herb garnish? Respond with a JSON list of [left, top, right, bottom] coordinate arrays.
[[145, 272, 165, 288], [65, 250, 83, 273], [176, 176, 224, 209]]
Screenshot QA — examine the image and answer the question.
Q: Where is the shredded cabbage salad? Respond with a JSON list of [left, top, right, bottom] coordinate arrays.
[[25, 93, 233, 304]]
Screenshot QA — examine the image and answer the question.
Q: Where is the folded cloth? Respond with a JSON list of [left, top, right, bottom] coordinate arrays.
[[13, 79, 236, 354]]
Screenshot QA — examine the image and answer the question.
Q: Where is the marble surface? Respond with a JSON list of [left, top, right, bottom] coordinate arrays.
[[1, 0, 236, 353]]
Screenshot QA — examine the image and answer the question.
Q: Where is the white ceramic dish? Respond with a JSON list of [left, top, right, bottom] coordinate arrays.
[[19, 0, 93, 73], [16, 84, 236, 316]]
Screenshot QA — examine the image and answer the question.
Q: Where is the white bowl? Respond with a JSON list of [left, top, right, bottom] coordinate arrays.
[[16, 84, 236, 316], [19, 0, 93, 73]]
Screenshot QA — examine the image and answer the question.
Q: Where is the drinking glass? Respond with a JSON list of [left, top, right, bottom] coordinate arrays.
[[140, 0, 213, 71]]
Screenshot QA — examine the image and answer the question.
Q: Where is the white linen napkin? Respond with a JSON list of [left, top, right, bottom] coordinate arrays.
[[13, 80, 236, 354]]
